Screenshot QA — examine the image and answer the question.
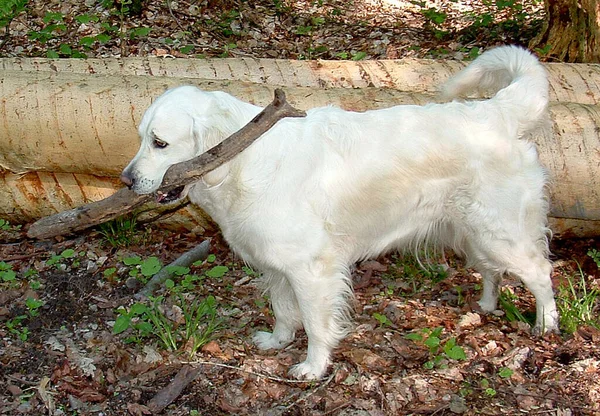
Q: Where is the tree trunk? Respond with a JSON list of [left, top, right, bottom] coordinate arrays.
[[531, 0, 600, 63]]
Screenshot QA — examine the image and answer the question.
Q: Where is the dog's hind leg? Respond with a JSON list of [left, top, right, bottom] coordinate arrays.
[[469, 240, 558, 335], [286, 269, 353, 380], [253, 271, 302, 350], [507, 254, 558, 335]]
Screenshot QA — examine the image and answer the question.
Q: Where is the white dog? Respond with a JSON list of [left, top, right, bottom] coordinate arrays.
[[121, 45, 558, 380]]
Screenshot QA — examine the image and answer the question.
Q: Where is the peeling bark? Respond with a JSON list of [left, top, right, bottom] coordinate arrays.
[[531, 0, 600, 62]]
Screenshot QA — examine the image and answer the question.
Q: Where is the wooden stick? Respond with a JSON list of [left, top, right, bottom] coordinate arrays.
[[135, 240, 210, 299], [27, 89, 306, 240]]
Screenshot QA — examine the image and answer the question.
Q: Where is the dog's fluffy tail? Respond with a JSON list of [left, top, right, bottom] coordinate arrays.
[[441, 45, 549, 136]]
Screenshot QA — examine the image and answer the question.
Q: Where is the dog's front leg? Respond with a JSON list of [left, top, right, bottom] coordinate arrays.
[[287, 270, 352, 380], [253, 272, 302, 349]]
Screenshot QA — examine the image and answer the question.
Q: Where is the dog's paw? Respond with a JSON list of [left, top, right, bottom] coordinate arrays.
[[288, 361, 328, 381], [253, 331, 291, 350], [531, 315, 560, 336], [476, 299, 497, 313]]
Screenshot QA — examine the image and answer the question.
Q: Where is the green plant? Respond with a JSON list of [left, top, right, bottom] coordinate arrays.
[[390, 253, 448, 295], [5, 315, 28, 341], [557, 267, 599, 334], [0, 261, 17, 282], [0, 0, 27, 30], [123, 255, 162, 283], [113, 295, 220, 357], [25, 297, 44, 317], [372, 312, 392, 327], [480, 378, 497, 397], [0, 218, 21, 231], [498, 367, 513, 378], [498, 288, 534, 325], [405, 327, 466, 369], [3, 296, 44, 342], [45, 248, 82, 270], [588, 249, 600, 269], [28, 11, 66, 44], [98, 215, 138, 247]]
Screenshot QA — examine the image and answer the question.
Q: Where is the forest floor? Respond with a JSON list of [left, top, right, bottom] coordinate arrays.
[[1, 0, 600, 415]]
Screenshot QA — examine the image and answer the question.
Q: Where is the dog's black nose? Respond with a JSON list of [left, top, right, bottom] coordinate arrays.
[[120, 173, 134, 189]]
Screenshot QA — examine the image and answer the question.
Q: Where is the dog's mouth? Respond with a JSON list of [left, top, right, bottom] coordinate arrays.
[[156, 185, 186, 204]]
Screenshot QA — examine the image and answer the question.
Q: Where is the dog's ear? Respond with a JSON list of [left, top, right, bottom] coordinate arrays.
[[190, 107, 232, 187]]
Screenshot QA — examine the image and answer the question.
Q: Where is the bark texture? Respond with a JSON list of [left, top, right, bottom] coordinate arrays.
[[531, 0, 600, 63]]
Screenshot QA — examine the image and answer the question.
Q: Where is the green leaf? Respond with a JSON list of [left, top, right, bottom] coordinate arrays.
[[424, 336, 440, 350], [47, 50, 60, 59], [25, 298, 44, 310], [207, 254, 216, 263], [43, 11, 64, 23], [130, 303, 148, 316], [113, 315, 131, 334], [165, 265, 190, 276], [103, 267, 117, 277], [446, 345, 467, 360], [1, 269, 16, 282], [95, 33, 111, 43], [484, 388, 497, 397], [179, 44, 194, 54], [165, 279, 175, 289], [80, 36, 95, 47], [404, 332, 423, 342], [205, 265, 228, 278], [135, 320, 153, 336], [123, 256, 142, 266], [129, 26, 151, 39], [61, 248, 76, 258], [140, 257, 162, 277], [498, 367, 514, 378], [295, 25, 312, 35], [351, 51, 367, 61], [75, 14, 99, 24], [59, 43, 72, 55]]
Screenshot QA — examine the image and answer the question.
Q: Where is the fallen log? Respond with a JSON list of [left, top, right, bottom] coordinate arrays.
[[26, 89, 306, 239], [2, 56, 600, 104], [2, 63, 599, 236]]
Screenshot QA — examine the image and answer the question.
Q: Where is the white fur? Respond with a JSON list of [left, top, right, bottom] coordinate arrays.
[[122, 45, 559, 380]]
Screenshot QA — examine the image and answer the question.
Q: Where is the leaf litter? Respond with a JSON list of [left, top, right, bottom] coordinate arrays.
[[1, 222, 599, 415]]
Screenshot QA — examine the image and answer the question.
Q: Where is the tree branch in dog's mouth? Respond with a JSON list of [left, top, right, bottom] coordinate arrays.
[[27, 89, 306, 239], [156, 185, 186, 204]]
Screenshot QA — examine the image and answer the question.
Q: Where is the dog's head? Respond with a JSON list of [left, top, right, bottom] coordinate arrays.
[[121, 86, 243, 203]]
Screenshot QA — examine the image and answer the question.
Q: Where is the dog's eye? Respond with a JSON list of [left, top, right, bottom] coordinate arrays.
[[154, 139, 168, 149]]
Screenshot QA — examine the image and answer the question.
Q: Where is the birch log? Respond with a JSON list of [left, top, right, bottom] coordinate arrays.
[[2, 57, 600, 104], [0, 60, 599, 236]]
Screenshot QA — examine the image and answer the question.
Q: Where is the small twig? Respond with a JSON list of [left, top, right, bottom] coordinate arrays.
[[5, 375, 40, 387], [283, 365, 339, 410], [0, 252, 44, 261], [165, 0, 187, 33], [135, 240, 210, 299], [146, 359, 327, 414], [181, 360, 315, 384], [324, 402, 352, 415]]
